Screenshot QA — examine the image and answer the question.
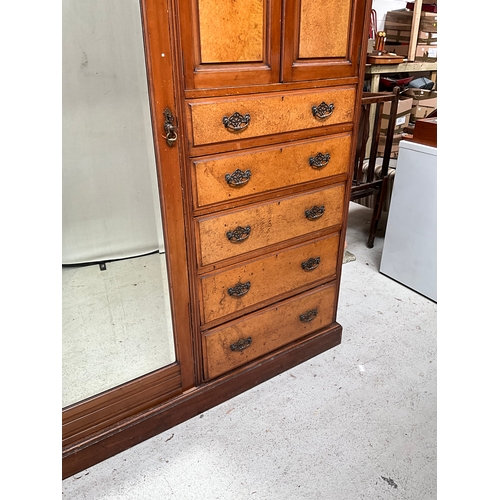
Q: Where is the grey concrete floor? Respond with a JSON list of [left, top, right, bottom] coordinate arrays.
[[62, 202, 437, 499]]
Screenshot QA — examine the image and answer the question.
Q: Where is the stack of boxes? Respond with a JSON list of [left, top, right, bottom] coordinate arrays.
[[375, 2, 438, 158], [377, 89, 437, 158], [384, 2, 437, 62], [403, 88, 437, 123]]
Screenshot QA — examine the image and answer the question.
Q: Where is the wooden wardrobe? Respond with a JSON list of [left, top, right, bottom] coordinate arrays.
[[62, 0, 371, 478]]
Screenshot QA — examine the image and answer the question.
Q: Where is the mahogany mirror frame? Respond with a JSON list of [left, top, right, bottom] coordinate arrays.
[[62, 0, 193, 478], [62, 0, 372, 479]]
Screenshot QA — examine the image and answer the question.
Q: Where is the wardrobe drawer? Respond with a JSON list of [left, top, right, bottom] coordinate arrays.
[[192, 133, 351, 209], [202, 283, 337, 380], [196, 183, 345, 267], [200, 233, 339, 324], [187, 86, 356, 147]]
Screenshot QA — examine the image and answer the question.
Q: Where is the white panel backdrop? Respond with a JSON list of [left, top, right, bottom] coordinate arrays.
[[62, 0, 164, 265]]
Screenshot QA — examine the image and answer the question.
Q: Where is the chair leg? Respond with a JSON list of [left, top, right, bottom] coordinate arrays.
[[367, 197, 379, 248], [367, 179, 388, 248]]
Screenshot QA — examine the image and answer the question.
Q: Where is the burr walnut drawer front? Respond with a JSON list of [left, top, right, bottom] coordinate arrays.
[[196, 183, 345, 267], [202, 283, 337, 380], [199, 233, 340, 325], [186, 86, 356, 147], [192, 133, 352, 209]]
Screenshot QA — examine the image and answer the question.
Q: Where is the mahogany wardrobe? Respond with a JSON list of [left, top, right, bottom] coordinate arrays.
[[62, 0, 371, 478]]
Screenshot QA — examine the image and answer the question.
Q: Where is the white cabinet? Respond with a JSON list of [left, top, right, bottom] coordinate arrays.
[[380, 140, 437, 301]]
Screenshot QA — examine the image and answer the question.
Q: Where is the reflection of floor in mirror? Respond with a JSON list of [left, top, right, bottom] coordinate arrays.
[[62, 252, 176, 408]]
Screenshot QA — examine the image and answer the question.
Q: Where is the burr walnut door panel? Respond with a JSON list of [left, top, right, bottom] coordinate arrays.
[[178, 0, 282, 89], [281, 0, 367, 82]]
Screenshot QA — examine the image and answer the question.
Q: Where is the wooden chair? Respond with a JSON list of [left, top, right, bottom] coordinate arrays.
[[351, 86, 400, 248]]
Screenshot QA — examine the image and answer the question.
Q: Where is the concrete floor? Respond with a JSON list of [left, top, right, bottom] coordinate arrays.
[[62, 202, 437, 499]]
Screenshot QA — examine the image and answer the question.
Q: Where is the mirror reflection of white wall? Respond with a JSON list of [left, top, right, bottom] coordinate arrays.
[[62, 0, 176, 408]]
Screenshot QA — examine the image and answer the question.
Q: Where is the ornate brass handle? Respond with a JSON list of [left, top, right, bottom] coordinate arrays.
[[226, 225, 251, 243], [301, 257, 321, 271], [225, 169, 252, 187], [305, 205, 325, 220], [311, 102, 334, 120], [309, 152, 330, 169], [300, 308, 318, 322], [228, 281, 251, 298], [222, 112, 251, 132], [230, 337, 253, 352]]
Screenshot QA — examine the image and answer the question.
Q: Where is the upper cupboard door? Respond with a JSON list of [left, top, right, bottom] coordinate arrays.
[[281, 0, 368, 82], [178, 0, 282, 90]]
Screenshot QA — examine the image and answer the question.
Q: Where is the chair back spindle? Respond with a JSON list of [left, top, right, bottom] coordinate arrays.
[[350, 86, 400, 247]]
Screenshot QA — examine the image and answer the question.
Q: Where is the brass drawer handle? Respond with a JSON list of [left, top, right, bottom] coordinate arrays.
[[312, 102, 334, 120], [225, 168, 252, 187], [226, 225, 251, 243], [230, 337, 253, 352], [300, 308, 318, 323], [309, 152, 330, 169], [228, 281, 251, 298], [301, 257, 321, 271], [305, 205, 325, 220], [222, 112, 251, 132]]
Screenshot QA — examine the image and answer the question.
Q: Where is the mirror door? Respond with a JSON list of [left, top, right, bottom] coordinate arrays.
[[62, 0, 177, 408]]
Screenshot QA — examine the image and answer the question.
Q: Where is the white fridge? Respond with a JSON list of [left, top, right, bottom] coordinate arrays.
[[380, 140, 437, 302]]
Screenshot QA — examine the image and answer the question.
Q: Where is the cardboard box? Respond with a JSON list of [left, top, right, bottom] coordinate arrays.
[[381, 96, 413, 134], [386, 28, 411, 44], [384, 9, 437, 33], [418, 31, 438, 45], [377, 133, 405, 159], [419, 16, 438, 33], [385, 9, 414, 30], [386, 29, 437, 45], [403, 89, 437, 122], [414, 44, 437, 61], [385, 43, 437, 60]]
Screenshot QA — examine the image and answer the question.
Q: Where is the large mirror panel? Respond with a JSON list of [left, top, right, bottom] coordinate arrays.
[[62, 0, 176, 408]]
